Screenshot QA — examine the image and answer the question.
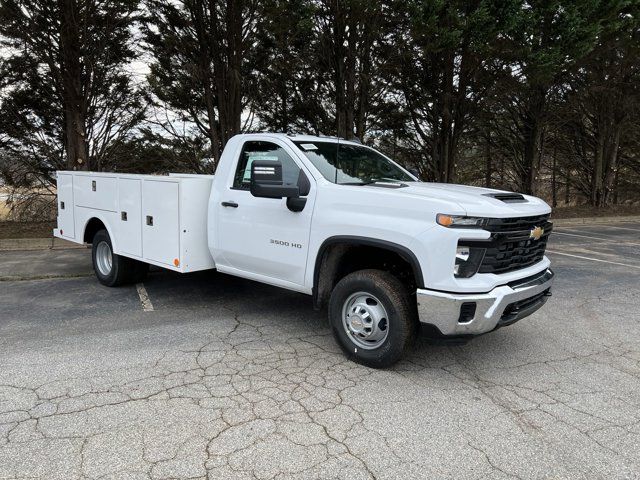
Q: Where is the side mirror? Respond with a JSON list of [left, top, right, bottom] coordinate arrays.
[[250, 160, 299, 199]]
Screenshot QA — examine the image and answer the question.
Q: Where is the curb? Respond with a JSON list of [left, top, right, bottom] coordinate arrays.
[[0, 237, 86, 251], [551, 215, 640, 226]]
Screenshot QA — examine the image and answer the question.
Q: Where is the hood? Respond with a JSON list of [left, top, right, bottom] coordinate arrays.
[[374, 182, 551, 218]]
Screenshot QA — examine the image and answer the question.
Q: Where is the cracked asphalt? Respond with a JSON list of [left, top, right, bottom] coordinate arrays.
[[0, 222, 639, 479]]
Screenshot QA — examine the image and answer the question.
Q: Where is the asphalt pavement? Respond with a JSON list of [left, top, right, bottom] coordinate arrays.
[[0, 222, 639, 479]]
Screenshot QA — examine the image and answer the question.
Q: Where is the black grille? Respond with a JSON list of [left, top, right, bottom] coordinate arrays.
[[471, 215, 552, 275], [484, 214, 551, 233]]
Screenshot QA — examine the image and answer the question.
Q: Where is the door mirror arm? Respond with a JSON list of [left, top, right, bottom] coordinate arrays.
[[286, 196, 307, 213]]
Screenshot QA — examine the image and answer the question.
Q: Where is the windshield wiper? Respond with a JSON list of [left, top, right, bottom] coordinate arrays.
[[338, 179, 408, 188], [338, 181, 377, 186]]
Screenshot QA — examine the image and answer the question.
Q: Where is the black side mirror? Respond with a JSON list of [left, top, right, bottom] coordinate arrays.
[[250, 160, 299, 199]]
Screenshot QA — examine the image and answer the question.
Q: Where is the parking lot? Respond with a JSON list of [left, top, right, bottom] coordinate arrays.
[[0, 222, 639, 480]]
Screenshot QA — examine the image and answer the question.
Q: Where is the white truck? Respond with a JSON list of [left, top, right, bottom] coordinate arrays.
[[54, 133, 554, 367]]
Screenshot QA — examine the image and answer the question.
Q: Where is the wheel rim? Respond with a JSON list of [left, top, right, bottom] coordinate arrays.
[[341, 291, 389, 350], [95, 241, 113, 276]]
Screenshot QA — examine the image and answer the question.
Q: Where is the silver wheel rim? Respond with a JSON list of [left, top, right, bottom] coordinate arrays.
[[342, 291, 389, 350], [95, 241, 113, 276]]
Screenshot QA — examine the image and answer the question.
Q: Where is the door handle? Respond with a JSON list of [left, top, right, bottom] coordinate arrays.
[[221, 201, 238, 208]]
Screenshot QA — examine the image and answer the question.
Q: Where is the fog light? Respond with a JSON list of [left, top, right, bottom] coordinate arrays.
[[454, 246, 485, 278], [455, 246, 470, 263]]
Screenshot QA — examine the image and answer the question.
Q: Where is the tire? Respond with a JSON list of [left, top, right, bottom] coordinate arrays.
[[329, 269, 417, 368], [91, 229, 134, 287]]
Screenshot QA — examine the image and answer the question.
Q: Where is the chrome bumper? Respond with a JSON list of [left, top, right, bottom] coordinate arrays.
[[416, 269, 554, 336]]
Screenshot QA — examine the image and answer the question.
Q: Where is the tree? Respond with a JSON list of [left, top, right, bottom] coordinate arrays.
[[313, 0, 389, 140], [555, 2, 639, 206], [144, 0, 260, 168], [384, 0, 514, 182], [0, 0, 144, 173], [482, 0, 611, 194], [250, 0, 320, 133]]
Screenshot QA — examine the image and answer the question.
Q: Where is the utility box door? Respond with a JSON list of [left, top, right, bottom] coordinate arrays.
[[142, 180, 180, 266], [75, 175, 118, 212], [57, 174, 75, 238], [117, 178, 142, 257]]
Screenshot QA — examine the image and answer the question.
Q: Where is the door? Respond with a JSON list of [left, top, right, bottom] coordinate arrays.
[[57, 174, 75, 238], [142, 180, 180, 267], [216, 140, 314, 286], [75, 175, 118, 212], [117, 178, 142, 257]]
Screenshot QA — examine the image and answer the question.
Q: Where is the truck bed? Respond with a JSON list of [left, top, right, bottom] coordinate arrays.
[[54, 171, 216, 273]]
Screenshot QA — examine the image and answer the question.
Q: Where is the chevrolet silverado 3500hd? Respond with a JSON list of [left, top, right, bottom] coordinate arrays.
[[54, 133, 554, 367]]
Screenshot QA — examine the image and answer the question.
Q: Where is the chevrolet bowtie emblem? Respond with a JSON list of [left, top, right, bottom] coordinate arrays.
[[529, 226, 544, 241]]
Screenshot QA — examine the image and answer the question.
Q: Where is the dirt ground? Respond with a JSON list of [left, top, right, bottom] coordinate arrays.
[[0, 221, 57, 239], [551, 203, 640, 218]]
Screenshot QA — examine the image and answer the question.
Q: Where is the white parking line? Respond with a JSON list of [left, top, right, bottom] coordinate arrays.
[[546, 250, 640, 269], [553, 230, 640, 246], [582, 224, 640, 233], [136, 283, 154, 312]]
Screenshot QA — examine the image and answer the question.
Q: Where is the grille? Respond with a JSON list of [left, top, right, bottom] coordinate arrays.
[[484, 214, 551, 233], [477, 215, 552, 274]]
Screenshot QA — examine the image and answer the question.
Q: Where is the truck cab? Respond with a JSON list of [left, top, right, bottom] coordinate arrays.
[[54, 132, 554, 367]]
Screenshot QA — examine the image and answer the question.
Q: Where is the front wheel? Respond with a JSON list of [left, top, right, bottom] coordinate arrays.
[[329, 269, 417, 368]]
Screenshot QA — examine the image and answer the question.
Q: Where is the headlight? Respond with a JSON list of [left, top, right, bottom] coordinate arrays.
[[436, 214, 487, 228], [454, 246, 485, 278]]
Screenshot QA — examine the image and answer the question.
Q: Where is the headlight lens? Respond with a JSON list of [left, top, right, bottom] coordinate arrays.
[[454, 246, 485, 278], [437, 214, 487, 228]]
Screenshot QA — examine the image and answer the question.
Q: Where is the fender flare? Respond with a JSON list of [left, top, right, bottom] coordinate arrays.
[[312, 235, 425, 307], [82, 215, 118, 253]]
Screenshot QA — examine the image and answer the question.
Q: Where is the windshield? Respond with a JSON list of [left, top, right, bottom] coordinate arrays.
[[293, 141, 413, 185]]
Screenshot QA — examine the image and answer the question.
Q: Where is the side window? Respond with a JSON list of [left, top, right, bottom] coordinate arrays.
[[232, 141, 301, 190]]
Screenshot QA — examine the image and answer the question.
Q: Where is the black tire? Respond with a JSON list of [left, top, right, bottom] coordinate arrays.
[[328, 269, 417, 368], [91, 229, 134, 287]]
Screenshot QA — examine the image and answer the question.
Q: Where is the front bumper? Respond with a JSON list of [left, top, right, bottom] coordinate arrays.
[[416, 268, 554, 336]]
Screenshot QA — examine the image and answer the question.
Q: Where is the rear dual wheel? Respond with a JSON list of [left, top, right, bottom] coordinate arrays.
[[92, 229, 148, 287], [329, 269, 417, 368]]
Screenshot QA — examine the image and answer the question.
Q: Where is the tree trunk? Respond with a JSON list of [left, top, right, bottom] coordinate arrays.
[[613, 163, 619, 205], [521, 87, 546, 194], [60, 0, 88, 170], [193, 0, 221, 167], [436, 51, 455, 183], [344, 31, 356, 140], [484, 134, 492, 188], [212, 0, 244, 149], [522, 116, 543, 194], [551, 144, 557, 207], [600, 126, 621, 207], [591, 125, 605, 206], [203, 81, 221, 167]]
